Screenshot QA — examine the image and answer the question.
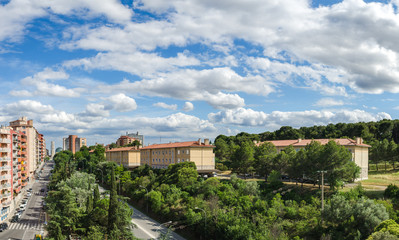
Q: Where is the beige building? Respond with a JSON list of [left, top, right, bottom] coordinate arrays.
[[9, 117, 44, 178], [259, 138, 370, 180], [140, 139, 215, 171], [106, 147, 141, 169]]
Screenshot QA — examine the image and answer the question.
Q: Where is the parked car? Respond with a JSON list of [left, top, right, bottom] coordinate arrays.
[[11, 215, 20, 222], [0, 222, 8, 232]]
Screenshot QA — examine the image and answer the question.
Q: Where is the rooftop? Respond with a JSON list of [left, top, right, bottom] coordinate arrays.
[[141, 141, 214, 150], [259, 138, 371, 148]]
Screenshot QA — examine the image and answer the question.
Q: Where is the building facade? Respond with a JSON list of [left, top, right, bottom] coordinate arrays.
[[140, 139, 215, 171], [116, 135, 141, 147], [106, 147, 141, 169], [63, 135, 87, 154], [9, 117, 45, 178], [0, 127, 13, 222], [259, 138, 370, 180], [126, 132, 144, 145]]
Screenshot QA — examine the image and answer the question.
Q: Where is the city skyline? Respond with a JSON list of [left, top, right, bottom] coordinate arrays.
[[1, 0, 398, 147]]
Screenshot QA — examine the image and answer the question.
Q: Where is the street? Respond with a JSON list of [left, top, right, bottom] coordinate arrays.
[[0, 161, 51, 240], [98, 186, 186, 240]]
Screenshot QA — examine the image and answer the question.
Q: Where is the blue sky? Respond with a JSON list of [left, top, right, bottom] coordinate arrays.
[[0, 0, 398, 148]]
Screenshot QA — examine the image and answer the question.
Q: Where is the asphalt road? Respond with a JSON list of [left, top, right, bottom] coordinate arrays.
[[98, 186, 186, 240], [0, 161, 51, 240]]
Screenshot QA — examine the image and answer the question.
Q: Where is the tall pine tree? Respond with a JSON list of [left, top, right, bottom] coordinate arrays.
[[107, 166, 118, 234], [93, 184, 100, 207]]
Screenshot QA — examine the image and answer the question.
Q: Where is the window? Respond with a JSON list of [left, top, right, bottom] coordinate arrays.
[[182, 150, 185, 154], [177, 150, 180, 154], [182, 159, 184, 162], [177, 158, 180, 163], [187, 150, 189, 154]]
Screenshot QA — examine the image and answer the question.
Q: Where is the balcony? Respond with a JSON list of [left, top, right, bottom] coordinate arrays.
[[2, 200, 11, 207], [0, 175, 11, 181], [0, 148, 10, 153], [0, 192, 11, 199], [0, 129, 9, 135], [0, 139, 10, 144], [21, 181, 27, 187], [0, 183, 10, 190], [0, 157, 10, 162], [13, 175, 18, 181], [0, 166, 10, 171]]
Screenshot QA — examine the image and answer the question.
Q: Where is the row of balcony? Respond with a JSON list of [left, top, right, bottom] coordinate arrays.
[[0, 139, 11, 144], [0, 192, 11, 199], [0, 183, 11, 190], [0, 148, 10, 153], [0, 166, 11, 171], [0, 129, 10, 135], [2, 200, 11, 207], [0, 175, 11, 181], [0, 157, 10, 162]]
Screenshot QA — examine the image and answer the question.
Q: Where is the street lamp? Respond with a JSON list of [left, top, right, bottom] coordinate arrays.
[[195, 207, 206, 239], [157, 221, 172, 238], [139, 185, 148, 213], [115, 175, 121, 195]]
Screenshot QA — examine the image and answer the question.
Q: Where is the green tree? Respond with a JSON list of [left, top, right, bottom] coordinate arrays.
[[231, 141, 255, 177], [107, 166, 118, 234]]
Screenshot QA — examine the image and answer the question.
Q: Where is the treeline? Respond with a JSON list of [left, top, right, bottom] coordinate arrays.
[[215, 119, 399, 172], [45, 150, 135, 240], [217, 140, 359, 189]]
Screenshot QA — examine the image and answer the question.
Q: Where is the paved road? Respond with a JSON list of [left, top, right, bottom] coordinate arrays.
[[98, 186, 186, 240], [0, 161, 51, 240]]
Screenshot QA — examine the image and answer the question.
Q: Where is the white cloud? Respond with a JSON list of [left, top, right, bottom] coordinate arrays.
[[91, 68, 263, 109], [15, 68, 83, 97], [208, 108, 391, 129], [182, 102, 194, 111], [153, 102, 178, 110], [105, 93, 137, 112], [2, 100, 54, 114], [9, 90, 33, 97], [314, 98, 345, 107], [0, 0, 132, 43]]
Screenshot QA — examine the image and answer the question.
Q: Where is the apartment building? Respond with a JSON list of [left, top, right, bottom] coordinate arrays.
[[9, 117, 45, 178], [106, 147, 141, 169], [0, 127, 13, 222], [140, 139, 215, 171], [258, 138, 370, 180], [63, 135, 86, 154], [116, 135, 141, 147]]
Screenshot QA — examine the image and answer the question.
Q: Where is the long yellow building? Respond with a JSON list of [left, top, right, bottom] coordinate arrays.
[[258, 137, 370, 180], [140, 139, 215, 171], [106, 147, 141, 169]]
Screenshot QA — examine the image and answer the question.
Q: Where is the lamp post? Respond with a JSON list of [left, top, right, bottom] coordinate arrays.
[[115, 175, 121, 195], [139, 185, 148, 213], [195, 207, 206, 239], [157, 221, 172, 239]]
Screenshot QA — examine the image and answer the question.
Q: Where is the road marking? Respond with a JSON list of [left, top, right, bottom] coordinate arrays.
[[131, 218, 157, 239]]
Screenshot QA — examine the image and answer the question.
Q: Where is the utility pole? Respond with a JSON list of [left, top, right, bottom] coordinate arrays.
[[317, 170, 327, 211]]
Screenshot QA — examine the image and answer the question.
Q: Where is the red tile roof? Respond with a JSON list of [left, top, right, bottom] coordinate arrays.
[[259, 138, 371, 148], [141, 141, 214, 150], [106, 147, 139, 152]]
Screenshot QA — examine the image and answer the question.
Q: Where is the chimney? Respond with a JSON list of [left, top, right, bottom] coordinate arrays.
[[198, 138, 201, 145], [356, 137, 362, 144], [204, 139, 209, 145], [298, 138, 302, 143]]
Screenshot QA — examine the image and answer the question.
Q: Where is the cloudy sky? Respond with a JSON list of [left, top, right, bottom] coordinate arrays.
[[0, 0, 398, 148]]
